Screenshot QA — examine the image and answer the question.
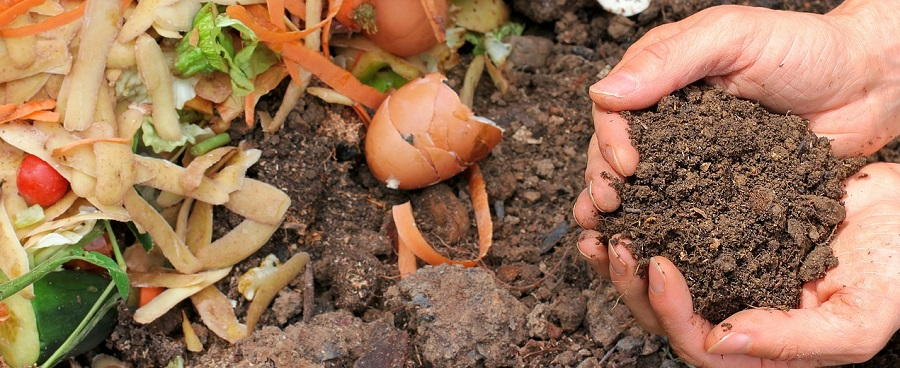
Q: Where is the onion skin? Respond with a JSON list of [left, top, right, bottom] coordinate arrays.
[[365, 0, 448, 57], [365, 73, 502, 190]]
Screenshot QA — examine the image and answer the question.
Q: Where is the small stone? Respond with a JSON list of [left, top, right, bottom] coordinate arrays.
[[521, 191, 542, 203]]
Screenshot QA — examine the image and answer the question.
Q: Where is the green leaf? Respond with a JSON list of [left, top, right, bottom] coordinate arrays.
[[362, 70, 409, 93], [127, 222, 154, 252], [0, 227, 104, 300], [173, 4, 278, 97], [464, 32, 485, 55], [141, 117, 214, 153], [80, 252, 129, 299], [174, 3, 230, 77]]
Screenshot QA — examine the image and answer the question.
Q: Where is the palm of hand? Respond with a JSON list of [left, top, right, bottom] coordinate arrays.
[[649, 164, 900, 367]]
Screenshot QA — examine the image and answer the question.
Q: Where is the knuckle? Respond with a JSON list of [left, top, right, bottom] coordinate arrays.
[[772, 341, 802, 361]]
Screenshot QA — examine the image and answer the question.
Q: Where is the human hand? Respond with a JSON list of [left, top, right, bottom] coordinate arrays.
[[573, 0, 900, 225], [576, 163, 900, 366]]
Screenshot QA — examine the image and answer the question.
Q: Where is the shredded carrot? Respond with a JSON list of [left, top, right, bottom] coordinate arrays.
[[320, 0, 342, 58], [0, 0, 43, 29], [0, 2, 85, 37], [20, 110, 60, 122], [244, 94, 255, 127], [351, 103, 371, 127], [0, 0, 21, 14], [0, 104, 15, 118], [226, 5, 319, 44], [1, 0, 131, 38], [284, 0, 307, 20], [51, 137, 130, 157], [284, 59, 302, 85], [391, 163, 493, 271], [267, 0, 286, 30], [139, 286, 166, 308], [281, 42, 386, 109], [0, 99, 56, 123], [466, 163, 493, 262]]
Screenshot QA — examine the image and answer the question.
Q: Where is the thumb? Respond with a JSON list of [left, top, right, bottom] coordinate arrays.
[[705, 291, 897, 364], [589, 7, 769, 111]]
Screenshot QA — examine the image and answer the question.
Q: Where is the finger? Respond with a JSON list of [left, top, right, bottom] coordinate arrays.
[[607, 237, 662, 334], [705, 289, 897, 365], [585, 135, 623, 212], [647, 257, 772, 367], [593, 106, 639, 177], [590, 8, 766, 111], [576, 230, 610, 280], [612, 10, 709, 74], [573, 188, 601, 229]]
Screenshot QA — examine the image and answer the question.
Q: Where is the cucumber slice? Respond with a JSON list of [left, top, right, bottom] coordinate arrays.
[[0, 290, 40, 367], [0, 270, 117, 366], [33, 270, 118, 362]]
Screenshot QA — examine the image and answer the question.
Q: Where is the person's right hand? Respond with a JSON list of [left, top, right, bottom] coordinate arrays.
[[577, 162, 900, 367], [573, 0, 900, 225]]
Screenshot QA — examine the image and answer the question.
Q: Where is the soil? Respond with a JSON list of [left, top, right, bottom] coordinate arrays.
[[594, 85, 866, 323], [72, 0, 899, 367]]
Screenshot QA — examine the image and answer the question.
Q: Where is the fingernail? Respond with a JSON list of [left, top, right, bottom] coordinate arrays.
[[590, 73, 637, 98], [609, 242, 627, 275], [707, 333, 752, 355], [573, 202, 585, 229], [649, 258, 665, 295], [588, 180, 602, 211], [604, 145, 626, 176]]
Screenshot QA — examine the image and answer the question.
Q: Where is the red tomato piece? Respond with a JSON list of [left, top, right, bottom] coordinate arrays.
[[17, 154, 69, 207]]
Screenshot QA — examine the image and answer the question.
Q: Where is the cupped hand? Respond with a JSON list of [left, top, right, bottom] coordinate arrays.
[[577, 163, 900, 367], [574, 1, 900, 228]]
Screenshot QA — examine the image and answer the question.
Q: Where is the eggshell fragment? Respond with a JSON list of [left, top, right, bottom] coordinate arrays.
[[597, 0, 651, 17], [365, 73, 502, 190]]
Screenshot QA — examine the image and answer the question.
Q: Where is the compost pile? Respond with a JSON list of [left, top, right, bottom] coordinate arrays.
[[596, 85, 867, 322]]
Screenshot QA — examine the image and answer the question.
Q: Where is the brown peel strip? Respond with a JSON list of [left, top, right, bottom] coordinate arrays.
[[190, 285, 247, 344], [391, 163, 493, 269], [129, 269, 211, 288], [245, 252, 309, 332], [133, 267, 231, 324], [123, 187, 203, 274], [185, 201, 213, 256], [180, 147, 236, 192], [196, 220, 280, 270], [182, 310, 204, 352]]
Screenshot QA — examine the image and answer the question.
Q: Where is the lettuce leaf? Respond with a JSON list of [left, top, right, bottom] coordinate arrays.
[[174, 3, 278, 96], [141, 117, 214, 153]]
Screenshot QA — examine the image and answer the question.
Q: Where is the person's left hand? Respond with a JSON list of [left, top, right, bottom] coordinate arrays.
[[577, 162, 900, 367]]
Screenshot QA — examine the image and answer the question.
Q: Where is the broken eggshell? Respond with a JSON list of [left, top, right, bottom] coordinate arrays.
[[597, 0, 651, 17], [365, 73, 502, 190]]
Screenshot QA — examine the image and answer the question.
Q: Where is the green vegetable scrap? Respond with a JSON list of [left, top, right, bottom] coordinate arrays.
[[141, 117, 214, 154], [174, 3, 279, 96]]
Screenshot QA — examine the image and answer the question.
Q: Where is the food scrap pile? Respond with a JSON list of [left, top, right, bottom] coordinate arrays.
[[0, 0, 519, 366]]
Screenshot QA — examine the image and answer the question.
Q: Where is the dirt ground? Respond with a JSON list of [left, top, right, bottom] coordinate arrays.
[[89, 0, 899, 367]]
